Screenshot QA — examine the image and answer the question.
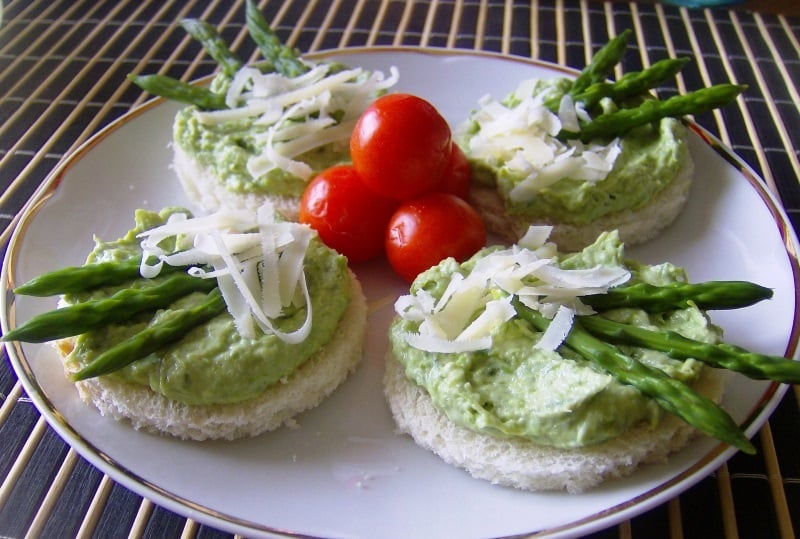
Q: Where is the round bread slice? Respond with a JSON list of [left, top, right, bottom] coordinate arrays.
[[383, 348, 726, 493], [55, 271, 367, 441], [172, 144, 302, 222], [468, 152, 694, 252]]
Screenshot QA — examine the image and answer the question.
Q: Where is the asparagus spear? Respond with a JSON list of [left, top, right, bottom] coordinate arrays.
[[558, 83, 747, 142], [127, 73, 226, 110], [71, 287, 227, 381], [569, 29, 633, 95], [179, 18, 243, 78], [580, 315, 800, 384], [543, 30, 633, 111], [13, 257, 184, 297], [129, 2, 306, 109], [572, 57, 691, 111], [582, 281, 773, 312], [245, 0, 308, 77], [513, 299, 756, 454], [3, 273, 218, 343]]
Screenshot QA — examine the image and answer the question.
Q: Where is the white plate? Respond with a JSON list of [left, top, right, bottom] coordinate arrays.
[[2, 49, 799, 539]]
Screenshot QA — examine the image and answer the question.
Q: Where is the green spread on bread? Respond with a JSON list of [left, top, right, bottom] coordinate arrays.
[[391, 230, 708, 447], [6, 206, 353, 406], [390, 226, 796, 454], [456, 30, 744, 248], [458, 78, 689, 224], [132, 1, 398, 200]]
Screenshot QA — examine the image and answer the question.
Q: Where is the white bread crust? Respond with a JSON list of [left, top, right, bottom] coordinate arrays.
[[469, 152, 694, 252], [172, 144, 301, 221]]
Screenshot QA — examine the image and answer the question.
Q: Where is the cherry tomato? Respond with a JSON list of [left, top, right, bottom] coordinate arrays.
[[386, 192, 486, 282], [351, 93, 452, 201], [439, 143, 472, 200], [299, 165, 398, 263]]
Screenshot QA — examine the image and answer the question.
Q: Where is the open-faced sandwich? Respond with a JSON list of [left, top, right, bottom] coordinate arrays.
[[384, 226, 798, 492], [457, 30, 745, 251], [130, 0, 398, 221], [4, 204, 367, 440]]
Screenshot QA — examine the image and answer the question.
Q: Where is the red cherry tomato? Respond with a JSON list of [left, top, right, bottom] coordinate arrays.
[[439, 144, 472, 200], [351, 93, 452, 201], [386, 192, 486, 282], [299, 165, 398, 263]]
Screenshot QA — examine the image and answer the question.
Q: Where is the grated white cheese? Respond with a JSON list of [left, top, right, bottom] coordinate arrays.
[[395, 226, 631, 353], [195, 62, 399, 181], [456, 79, 622, 200], [137, 203, 315, 343], [535, 304, 575, 351]]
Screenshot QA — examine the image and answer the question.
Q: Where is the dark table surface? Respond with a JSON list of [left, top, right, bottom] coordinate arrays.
[[1, 1, 799, 538]]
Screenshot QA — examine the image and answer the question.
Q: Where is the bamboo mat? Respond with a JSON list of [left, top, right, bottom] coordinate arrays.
[[1, 1, 799, 538]]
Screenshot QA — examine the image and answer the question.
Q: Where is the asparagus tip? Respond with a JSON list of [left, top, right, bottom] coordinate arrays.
[[737, 437, 757, 455]]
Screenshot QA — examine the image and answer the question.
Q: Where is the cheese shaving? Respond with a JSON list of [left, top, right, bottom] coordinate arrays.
[[535, 304, 575, 351], [456, 79, 622, 200], [136, 203, 316, 343], [395, 226, 631, 353], [195, 62, 399, 181]]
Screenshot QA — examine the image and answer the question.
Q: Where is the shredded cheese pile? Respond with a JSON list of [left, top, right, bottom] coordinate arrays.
[[193, 62, 399, 181], [459, 79, 622, 201], [394, 226, 631, 354], [137, 203, 314, 343]]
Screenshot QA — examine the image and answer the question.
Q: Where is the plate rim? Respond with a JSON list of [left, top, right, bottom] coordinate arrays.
[[2, 46, 799, 539]]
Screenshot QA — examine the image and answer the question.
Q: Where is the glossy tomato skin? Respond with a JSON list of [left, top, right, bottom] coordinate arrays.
[[299, 165, 398, 263], [386, 192, 486, 282], [350, 93, 452, 201], [439, 143, 472, 200]]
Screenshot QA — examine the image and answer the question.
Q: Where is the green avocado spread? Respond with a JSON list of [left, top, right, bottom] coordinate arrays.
[[63, 208, 352, 406], [459, 78, 690, 225], [389, 232, 721, 448], [173, 107, 350, 198], [172, 62, 391, 198]]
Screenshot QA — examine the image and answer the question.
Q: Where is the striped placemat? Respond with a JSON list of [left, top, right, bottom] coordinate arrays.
[[1, 1, 798, 537]]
